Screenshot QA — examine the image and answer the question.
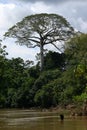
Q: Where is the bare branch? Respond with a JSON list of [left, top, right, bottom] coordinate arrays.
[[51, 43, 63, 53], [28, 44, 38, 48]]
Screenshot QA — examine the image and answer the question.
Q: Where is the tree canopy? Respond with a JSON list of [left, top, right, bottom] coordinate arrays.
[[4, 13, 75, 71]]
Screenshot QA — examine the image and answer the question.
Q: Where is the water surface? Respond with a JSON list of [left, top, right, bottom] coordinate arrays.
[[0, 109, 87, 130]]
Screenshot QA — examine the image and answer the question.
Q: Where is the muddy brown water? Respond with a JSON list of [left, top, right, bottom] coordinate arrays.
[[0, 109, 87, 130]]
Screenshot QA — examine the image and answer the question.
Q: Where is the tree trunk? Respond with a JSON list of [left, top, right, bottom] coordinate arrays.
[[83, 100, 87, 116], [40, 44, 44, 71]]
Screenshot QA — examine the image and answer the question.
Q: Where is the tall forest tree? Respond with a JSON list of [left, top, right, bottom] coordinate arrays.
[[4, 13, 75, 71]]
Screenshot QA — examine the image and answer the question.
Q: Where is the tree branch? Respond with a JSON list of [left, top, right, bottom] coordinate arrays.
[[51, 43, 63, 53], [28, 44, 39, 48]]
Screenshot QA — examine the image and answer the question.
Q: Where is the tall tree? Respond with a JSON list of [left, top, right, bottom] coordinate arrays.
[[4, 13, 75, 71]]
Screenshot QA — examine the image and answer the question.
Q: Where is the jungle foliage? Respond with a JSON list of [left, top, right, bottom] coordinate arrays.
[[0, 33, 87, 108]]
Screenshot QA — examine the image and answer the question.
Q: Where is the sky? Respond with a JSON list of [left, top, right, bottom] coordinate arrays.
[[0, 0, 87, 62]]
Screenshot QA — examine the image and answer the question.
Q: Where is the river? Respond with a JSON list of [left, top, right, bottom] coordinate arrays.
[[0, 109, 87, 130]]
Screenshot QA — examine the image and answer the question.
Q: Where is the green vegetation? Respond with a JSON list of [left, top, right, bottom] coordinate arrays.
[[0, 33, 87, 108], [1, 13, 87, 109]]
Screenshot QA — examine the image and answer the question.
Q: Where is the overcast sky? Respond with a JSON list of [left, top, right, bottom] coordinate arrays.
[[0, 0, 87, 62]]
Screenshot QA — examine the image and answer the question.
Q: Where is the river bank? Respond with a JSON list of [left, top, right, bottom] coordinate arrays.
[[35, 104, 87, 117], [0, 103, 87, 117]]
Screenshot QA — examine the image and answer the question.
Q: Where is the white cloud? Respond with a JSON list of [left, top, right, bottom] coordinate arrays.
[[77, 17, 87, 32], [0, 4, 15, 36], [0, 4, 15, 27], [31, 1, 51, 13], [0, 3, 33, 37], [72, 9, 77, 14]]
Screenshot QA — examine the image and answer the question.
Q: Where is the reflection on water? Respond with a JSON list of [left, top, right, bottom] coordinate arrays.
[[0, 109, 87, 130]]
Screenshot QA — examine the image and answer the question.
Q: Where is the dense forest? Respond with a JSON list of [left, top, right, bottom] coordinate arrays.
[[0, 33, 87, 108]]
